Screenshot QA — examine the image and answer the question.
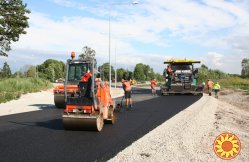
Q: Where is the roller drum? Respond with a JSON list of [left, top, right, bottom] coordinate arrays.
[[54, 94, 65, 108], [62, 114, 104, 131]]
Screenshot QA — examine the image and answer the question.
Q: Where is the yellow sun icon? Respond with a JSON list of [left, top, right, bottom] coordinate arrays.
[[213, 132, 241, 160]]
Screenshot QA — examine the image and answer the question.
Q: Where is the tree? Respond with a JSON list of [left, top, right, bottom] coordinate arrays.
[[201, 64, 208, 69], [117, 68, 126, 81], [0, 62, 11, 78], [128, 71, 133, 80], [241, 58, 249, 78], [98, 62, 114, 81], [134, 63, 145, 81], [154, 73, 164, 82], [38, 59, 65, 81], [116, 68, 133, 81], [0, 0, 30, 56], [78, 46, 96, 61], [133, 63, 155, 81], [46, 65, 55, 82], [26, 65, 36, 77]]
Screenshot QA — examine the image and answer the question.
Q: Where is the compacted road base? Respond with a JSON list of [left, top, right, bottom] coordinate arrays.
[[0, 88, 201, 162]]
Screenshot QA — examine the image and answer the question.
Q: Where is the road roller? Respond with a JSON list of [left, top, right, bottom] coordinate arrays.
[[61, 52, 116, 131]]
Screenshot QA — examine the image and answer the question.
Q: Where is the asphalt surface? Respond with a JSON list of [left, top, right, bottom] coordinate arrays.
[[0, 87, 202, 162]]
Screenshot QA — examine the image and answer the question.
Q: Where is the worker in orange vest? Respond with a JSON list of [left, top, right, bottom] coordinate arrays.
[[121, 79, 133, 110], [81, 69, 92, 82], [104, 82, 113, 105], [150, 79, 157, 96], [95, 80, 109, 119], [207, 79, 214, 96]]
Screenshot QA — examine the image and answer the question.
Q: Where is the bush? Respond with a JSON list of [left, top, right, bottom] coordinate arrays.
[[0, 78, 52, 103]]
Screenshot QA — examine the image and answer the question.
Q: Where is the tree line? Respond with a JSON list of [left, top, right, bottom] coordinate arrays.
[[1, 56, 249, 82], [0, 59, 163, 82], [97, 62, 164, 82]]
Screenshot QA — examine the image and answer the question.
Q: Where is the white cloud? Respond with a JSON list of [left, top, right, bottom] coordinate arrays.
[[6, 0, 249, 74], [201, 52, 224, 68], [13, 12, 110, 55], [52, 0, 86, 10], [200, 51, 245, 74]]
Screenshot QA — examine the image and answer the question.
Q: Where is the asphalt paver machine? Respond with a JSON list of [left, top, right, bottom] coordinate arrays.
[[160, 59, 204, 95]]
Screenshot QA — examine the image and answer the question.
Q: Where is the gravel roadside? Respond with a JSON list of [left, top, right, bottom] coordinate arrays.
[[109, 94, 249, 161]]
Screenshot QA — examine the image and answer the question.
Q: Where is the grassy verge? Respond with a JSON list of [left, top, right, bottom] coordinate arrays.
[[0, 78, 52, 103], [218, 77, 249, 89]]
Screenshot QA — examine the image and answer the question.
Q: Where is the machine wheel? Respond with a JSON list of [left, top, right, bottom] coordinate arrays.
[[105, 105, 117, 124], [115, 104, 121, 112], [54, 94, 65, 108], [96, 114, 104, 131]]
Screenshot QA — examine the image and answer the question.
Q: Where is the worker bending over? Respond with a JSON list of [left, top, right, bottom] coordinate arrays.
[[122, 79, 133, 110]]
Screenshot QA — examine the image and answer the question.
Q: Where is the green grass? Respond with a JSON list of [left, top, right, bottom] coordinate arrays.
[[218, 77, 249, 89], [0, 77, 52, 103], [240, 86, 249, 90]]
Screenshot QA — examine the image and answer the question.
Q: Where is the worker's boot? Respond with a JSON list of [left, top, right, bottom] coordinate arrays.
[[126, 105, 129, 111]]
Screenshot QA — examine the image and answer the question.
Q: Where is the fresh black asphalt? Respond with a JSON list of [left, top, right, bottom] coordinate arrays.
[[0, 87, 202, 162]]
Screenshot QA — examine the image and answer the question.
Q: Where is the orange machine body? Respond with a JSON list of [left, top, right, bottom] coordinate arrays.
[[53, 84, 78, 94]]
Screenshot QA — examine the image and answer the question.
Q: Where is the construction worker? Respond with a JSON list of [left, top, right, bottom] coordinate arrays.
[[213, 82, 221, 99], [96, 81, 108, 119], [79, 69, 92, 97], [121, 79, 133, 110], [207, 79, 214, 96], [163, 65, 174, 91], [81, 69, 92, 82], [150, 79, 157, 96]]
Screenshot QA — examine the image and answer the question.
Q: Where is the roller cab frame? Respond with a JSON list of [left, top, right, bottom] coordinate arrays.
[[61, 57, 116, 131], [160, 59, 204, 96]]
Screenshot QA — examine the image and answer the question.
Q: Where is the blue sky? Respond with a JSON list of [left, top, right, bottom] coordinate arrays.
[[1, 0, 249, 74]]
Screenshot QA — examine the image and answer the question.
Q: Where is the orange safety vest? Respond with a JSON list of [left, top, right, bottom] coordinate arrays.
[[167, 67, 174, 77], [96, 86, 108, 107], [81, 72, 92, 82], [104, 83, 113, 105], [151, 80, 157, 88], [123, 81, 131, 91], [208, 80, 214, 88]]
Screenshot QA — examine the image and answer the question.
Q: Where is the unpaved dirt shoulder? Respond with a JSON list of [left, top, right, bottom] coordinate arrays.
[[214, 100, 249, 161], [0, 89, 54, 116], [109, 95, 249, 161]]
